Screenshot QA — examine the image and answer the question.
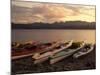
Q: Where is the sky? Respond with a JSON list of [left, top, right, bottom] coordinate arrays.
[[11, 0, 96, 24]]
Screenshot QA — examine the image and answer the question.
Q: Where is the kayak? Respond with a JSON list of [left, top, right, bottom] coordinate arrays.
[[32, 41, 62, 59], [32, 40, 73, 64], [11, 41, 58, 60], [50, 41, 85, 64], [32, 40, 73, 60], [73, 44, 94, 58]]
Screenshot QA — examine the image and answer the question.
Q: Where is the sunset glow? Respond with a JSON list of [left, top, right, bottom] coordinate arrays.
[[12, 1, 95, 24]]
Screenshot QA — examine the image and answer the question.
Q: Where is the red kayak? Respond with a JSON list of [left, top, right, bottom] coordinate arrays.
[[11, 41, 59, 60]]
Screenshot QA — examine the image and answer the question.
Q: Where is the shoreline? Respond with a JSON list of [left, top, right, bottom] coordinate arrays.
[[11, 46, 96, 74]]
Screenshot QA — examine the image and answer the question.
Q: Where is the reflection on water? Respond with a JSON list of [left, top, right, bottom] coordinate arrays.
[[12, 29, 96, 44]]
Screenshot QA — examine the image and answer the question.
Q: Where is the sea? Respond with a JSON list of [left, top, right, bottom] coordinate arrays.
[[12, 29, 96, 44]]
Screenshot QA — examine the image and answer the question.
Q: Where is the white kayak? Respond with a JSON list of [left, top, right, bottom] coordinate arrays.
[[73, 44, 94, 58], [50, 41, 85, 64]]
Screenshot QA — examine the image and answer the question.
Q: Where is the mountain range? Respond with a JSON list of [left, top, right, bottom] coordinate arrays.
[[12, 21, 96, 29]]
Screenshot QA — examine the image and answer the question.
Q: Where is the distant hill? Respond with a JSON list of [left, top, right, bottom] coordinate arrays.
[[12, 21, 96, 29]]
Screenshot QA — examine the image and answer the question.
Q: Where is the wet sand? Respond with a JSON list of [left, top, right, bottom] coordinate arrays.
[[11, 46, 96, 74]]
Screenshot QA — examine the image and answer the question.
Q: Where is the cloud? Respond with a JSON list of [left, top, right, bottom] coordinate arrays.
[[11, 1, 95, 23]]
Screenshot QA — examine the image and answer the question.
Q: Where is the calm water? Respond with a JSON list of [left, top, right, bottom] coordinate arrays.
[[12, 29, 96, 43]]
